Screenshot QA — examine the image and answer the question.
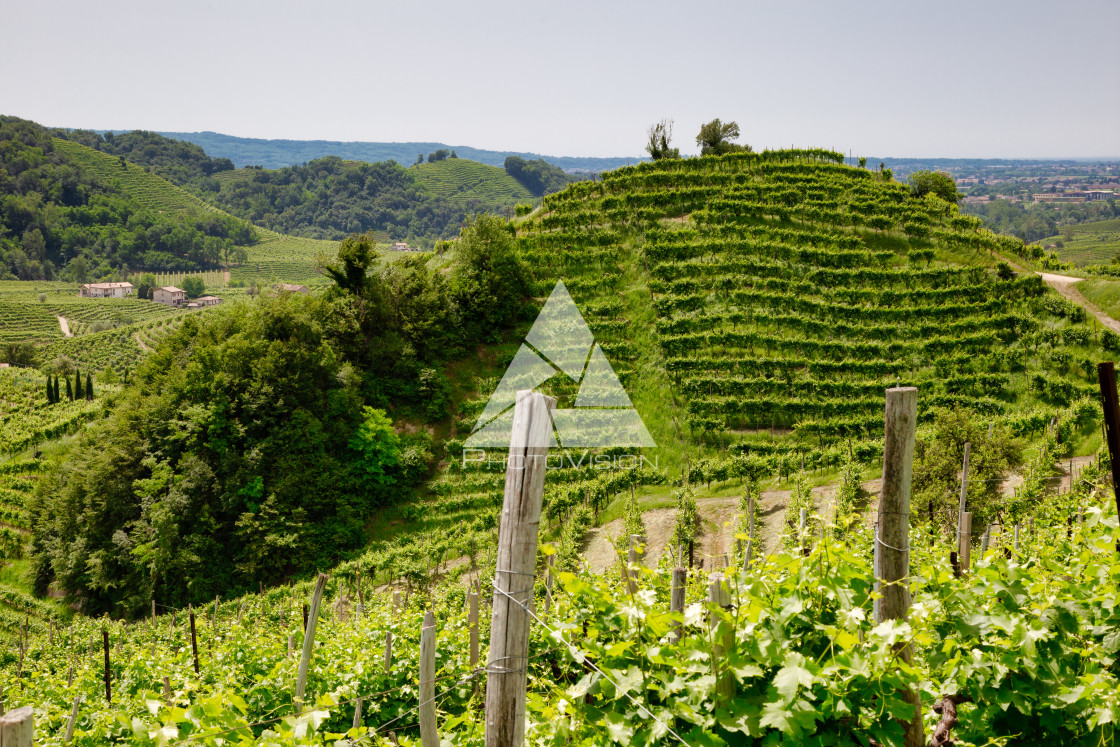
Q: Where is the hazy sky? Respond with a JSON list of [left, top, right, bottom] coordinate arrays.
[[2, 0, 1117, 159]]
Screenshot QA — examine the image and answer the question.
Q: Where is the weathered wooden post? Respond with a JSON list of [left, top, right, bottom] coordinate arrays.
[[102, 629, 112, 704], [958, 513, 972, 572], [1014, 523, 1020, 554], [876, 386, 923, 747], [485, 390, 555, 747], [294, 573, 328, 709], [419, 610, 438, 747], [352, 696, 364, 731], [64, 696, 80, 742], [188, 606, 199, 675], [0, 706, 33, 747], [708, 572, 734, 702], [469, 592, 480, 667], [980, 523, 992, 557], [669, 567, 687, 643]]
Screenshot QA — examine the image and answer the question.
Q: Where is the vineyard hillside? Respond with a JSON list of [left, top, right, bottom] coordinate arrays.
[[411, 158, 534, 207], [4, 149, 1120, 745]]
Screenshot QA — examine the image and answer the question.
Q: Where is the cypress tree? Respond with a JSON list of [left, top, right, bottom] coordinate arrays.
[[86, 372, 94, 401], [74, 370, 83, 399], [46, 375, 53, 404], [54, 376, 60, 402], [66, 375, 73, 401]]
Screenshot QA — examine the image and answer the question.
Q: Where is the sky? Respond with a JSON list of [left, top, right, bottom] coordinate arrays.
[[1, 0, 1118, 159]]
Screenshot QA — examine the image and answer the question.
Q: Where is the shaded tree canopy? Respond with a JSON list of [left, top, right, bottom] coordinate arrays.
[[696, 118, 750, 156], [909, 170, 962, 203]]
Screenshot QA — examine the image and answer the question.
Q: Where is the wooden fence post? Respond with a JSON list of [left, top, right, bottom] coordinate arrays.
[[959, 512, 972, 573], [742, 493, 755, 571], [876, 386, 923, 747], [485, 390, 555, 747], [189, 607, 199, 675], [1014, 523, 1020, 554], [102, 629, 112, 704], [384, 631, 393, 673], [294, 573, 328, 709], [670, 567, 687, 643], [419, 610, 438, 747], [0, 706, 33, 747], [708, 573, 734, 702], [469, 593, 479, 668]]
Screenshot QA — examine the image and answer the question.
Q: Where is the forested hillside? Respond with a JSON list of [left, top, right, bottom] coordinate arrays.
[[0, 117, 257, 280]]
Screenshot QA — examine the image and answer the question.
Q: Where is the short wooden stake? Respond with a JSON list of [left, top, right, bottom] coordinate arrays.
[[189, 607, 199, 674], [708, 572, 734, 702], [1014, 523, 1020, 553], [0, 705, 33, 747], [64, 696, 80, 742], [959, 512, 972, 572], [295, 573, 328, 708], [485, 390, 555, 747], [469, 593, 479, 668], [669, 567, 687, 643], [980, 523, 992, 557], [384, 631, 393, 673], [352, 696, 363, 731], [419, 610, 437, 747], [102, 629, 112, 704], [162, 676, 172, 704]]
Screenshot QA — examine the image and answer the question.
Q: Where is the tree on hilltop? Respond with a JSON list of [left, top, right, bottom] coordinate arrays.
[[696, 119, 750, 156], [645, 119, 680, 160], [909, 170, 961, 203]]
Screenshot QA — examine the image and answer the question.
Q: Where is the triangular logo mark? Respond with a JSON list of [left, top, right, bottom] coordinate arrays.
[[525, 280, 594, 382], [465, 281, 655, 449], [575, 344, 633, 408]]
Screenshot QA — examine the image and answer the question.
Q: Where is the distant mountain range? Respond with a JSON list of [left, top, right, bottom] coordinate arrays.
[[144, 131, 643, 172]]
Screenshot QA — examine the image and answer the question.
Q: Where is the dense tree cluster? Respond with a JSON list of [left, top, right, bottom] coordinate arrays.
[[0, 117, 254, 280], [27, 213, 529, 615], [199, 156, 471, 244], [908, 170, 962, 203], [695, 118, 751, 156], [503, 156, 582, 197]]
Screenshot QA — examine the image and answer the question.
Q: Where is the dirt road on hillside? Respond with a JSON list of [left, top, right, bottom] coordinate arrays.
[[1037, 272, 1120, 334]]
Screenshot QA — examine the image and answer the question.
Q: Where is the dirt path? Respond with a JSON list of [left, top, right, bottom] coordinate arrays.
[[57, 316, 72, 337], [1037, 272, 1120, 334], [134, 332, 152, 353]]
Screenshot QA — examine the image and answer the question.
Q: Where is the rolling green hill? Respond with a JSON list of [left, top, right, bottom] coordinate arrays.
[[51, 139, 254, 227], [411, 158, 533, 206], [3, 148, 1117, 745], [1046, 218, 1120, 266]]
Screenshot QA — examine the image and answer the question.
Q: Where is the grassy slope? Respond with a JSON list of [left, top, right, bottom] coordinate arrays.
[[411, 158, 533, 205]]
